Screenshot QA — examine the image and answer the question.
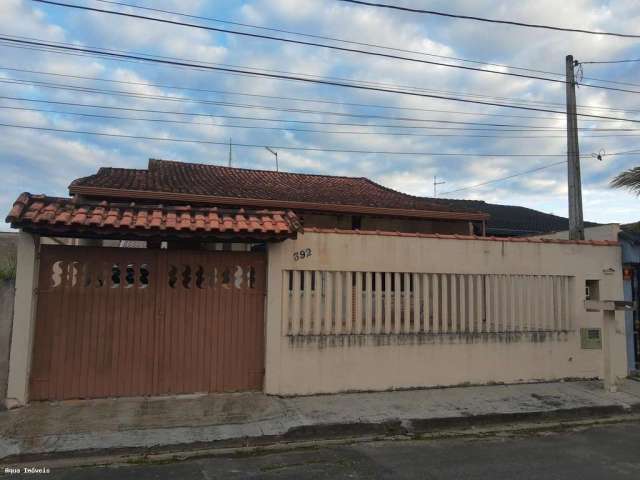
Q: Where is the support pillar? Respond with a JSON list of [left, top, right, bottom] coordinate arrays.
[[5, 232, 40, 408]]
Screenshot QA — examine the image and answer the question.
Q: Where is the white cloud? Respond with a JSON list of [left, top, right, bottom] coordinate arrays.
[[1, 0, 639, 230]]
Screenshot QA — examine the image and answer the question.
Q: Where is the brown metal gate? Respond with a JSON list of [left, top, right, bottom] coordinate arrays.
[[29, 246, 266, 400]]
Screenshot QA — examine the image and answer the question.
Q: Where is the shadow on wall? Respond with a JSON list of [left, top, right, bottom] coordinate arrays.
[[0, 232, 17, 408]]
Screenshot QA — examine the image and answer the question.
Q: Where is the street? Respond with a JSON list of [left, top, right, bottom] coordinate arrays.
[[25, 421, 640, 479]]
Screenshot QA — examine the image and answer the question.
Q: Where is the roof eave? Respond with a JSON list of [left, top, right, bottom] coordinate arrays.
[[69, 186, 490, 222]]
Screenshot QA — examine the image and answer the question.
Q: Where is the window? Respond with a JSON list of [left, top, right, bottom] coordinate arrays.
[[585, 279, 600, 300]]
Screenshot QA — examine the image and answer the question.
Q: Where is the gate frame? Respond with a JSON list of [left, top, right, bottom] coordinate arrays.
[[5, 235, 269, 407]]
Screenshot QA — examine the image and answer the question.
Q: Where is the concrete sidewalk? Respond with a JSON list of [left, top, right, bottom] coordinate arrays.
[[2, 380, 640, 462]]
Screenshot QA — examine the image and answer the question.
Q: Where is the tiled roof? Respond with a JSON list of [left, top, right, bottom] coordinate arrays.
[[6, 193, 301, 239], [69, 159, 488, 220], [423, 198, 598, 236]]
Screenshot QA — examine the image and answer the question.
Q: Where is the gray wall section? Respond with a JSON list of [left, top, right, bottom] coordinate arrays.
[[0, 279, 15, 405]]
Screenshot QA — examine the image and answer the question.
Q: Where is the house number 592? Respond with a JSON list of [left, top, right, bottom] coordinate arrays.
[[293, 248, 312, 261]]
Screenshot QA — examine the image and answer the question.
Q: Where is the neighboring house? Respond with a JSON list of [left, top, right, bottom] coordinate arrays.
[[425, 198, 598, 237], [620, 223, 640, 374], [3, 159, 628, 406], [67, 159, 489, 239]]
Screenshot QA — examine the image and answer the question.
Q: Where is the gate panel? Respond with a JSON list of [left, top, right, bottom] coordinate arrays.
[[30, 246, 266, 400], [155, 251, 266, 395], [30, 246, 159, 400]]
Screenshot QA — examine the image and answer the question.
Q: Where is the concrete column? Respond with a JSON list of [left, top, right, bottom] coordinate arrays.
[[5, 232, 40, 408], [264, 242, 284, 394], [602, 309, 629, 392]]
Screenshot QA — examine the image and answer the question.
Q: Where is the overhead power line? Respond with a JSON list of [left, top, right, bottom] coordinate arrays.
[[0, 121, 588, 156], [442, 147, 640, 195], [7, 104, 640, 139], [4, 36, 639, 116], [86, 0, 640, 89], [4, 99, 640, 138], [0, 65, 569, 121], [581, 58, 640, 65], [337, 0, 640, 39], [3, 95, 567, 131], [441, 161, 567, 195], [0, 79, 573, 129], [29, 0, 640, 95], [5, 121, 640, 158], [0, 104, 577, 138], [1, 38, 576, 110], [3, 37, 640, 125], [89, 0, 561, 76]]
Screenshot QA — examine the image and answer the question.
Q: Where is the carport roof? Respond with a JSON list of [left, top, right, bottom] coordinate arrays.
[[6, 193, 301, 240]]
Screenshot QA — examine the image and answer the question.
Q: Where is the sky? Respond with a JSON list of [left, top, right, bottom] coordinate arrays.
[[1, 0, 640, 230]]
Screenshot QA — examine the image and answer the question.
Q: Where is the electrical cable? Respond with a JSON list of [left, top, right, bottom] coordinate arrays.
[[2, 37, 640, 125], [440, 161, 567, 195], [336, 0, 640, 39], [0, 121, 589, 156], [28, 1, 640, 94]]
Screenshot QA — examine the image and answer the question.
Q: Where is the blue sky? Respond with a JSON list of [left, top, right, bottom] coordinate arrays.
[[1, 0, 640, 230]]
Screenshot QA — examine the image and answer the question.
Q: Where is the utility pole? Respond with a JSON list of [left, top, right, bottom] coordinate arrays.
[[265, 146, 278, 171], [433, 176, 445, 197], [228, 138, 233, 167], [566, 54, 584, 240]]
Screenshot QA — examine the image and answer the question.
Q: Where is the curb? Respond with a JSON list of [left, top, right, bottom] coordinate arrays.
[[2, 403, 639, 467]]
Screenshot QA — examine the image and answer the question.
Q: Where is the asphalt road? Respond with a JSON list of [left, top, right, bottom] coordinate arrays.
[[11, 421, 640, 479]]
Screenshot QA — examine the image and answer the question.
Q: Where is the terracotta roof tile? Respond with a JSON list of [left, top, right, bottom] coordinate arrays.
[[6, 193, 301, 239], [68, 159, 487, 220]]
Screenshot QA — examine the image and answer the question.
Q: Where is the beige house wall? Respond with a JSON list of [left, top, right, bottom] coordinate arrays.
[[265, 231, 627, 395], [300, 213, 471, 235], [535, 224, 620, 242]]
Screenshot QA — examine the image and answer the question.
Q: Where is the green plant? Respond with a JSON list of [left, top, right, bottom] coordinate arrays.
[[611, 166, 640, 195], [0, 253, 16, 281]]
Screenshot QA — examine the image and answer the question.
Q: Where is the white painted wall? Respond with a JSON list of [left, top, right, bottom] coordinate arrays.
[[265, 231, 627, 395]]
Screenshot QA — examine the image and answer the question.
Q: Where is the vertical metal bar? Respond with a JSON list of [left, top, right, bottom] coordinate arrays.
[[375, 272, 383, 334], [467, 275, 474, 333], [334, 271, 343, 335], [422, 273, 430, 333], [302, 270, 312, 335], [314, 271, 323, 335], [460, 275, 467, 333], [365, 272, 373, 334], [355, 272, 363, 334], [412, 273, 421, 333], [324, 271, 333, 335], [433, 274, 440, 334], [384, 272, 392, 334], [449, 274, 457, 333], [345, 272, 353, 334], [442, 274, 449, 333], [403, 272, 411, 333], [291, 270, 301, 335], [394, 273, 402, 334]]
